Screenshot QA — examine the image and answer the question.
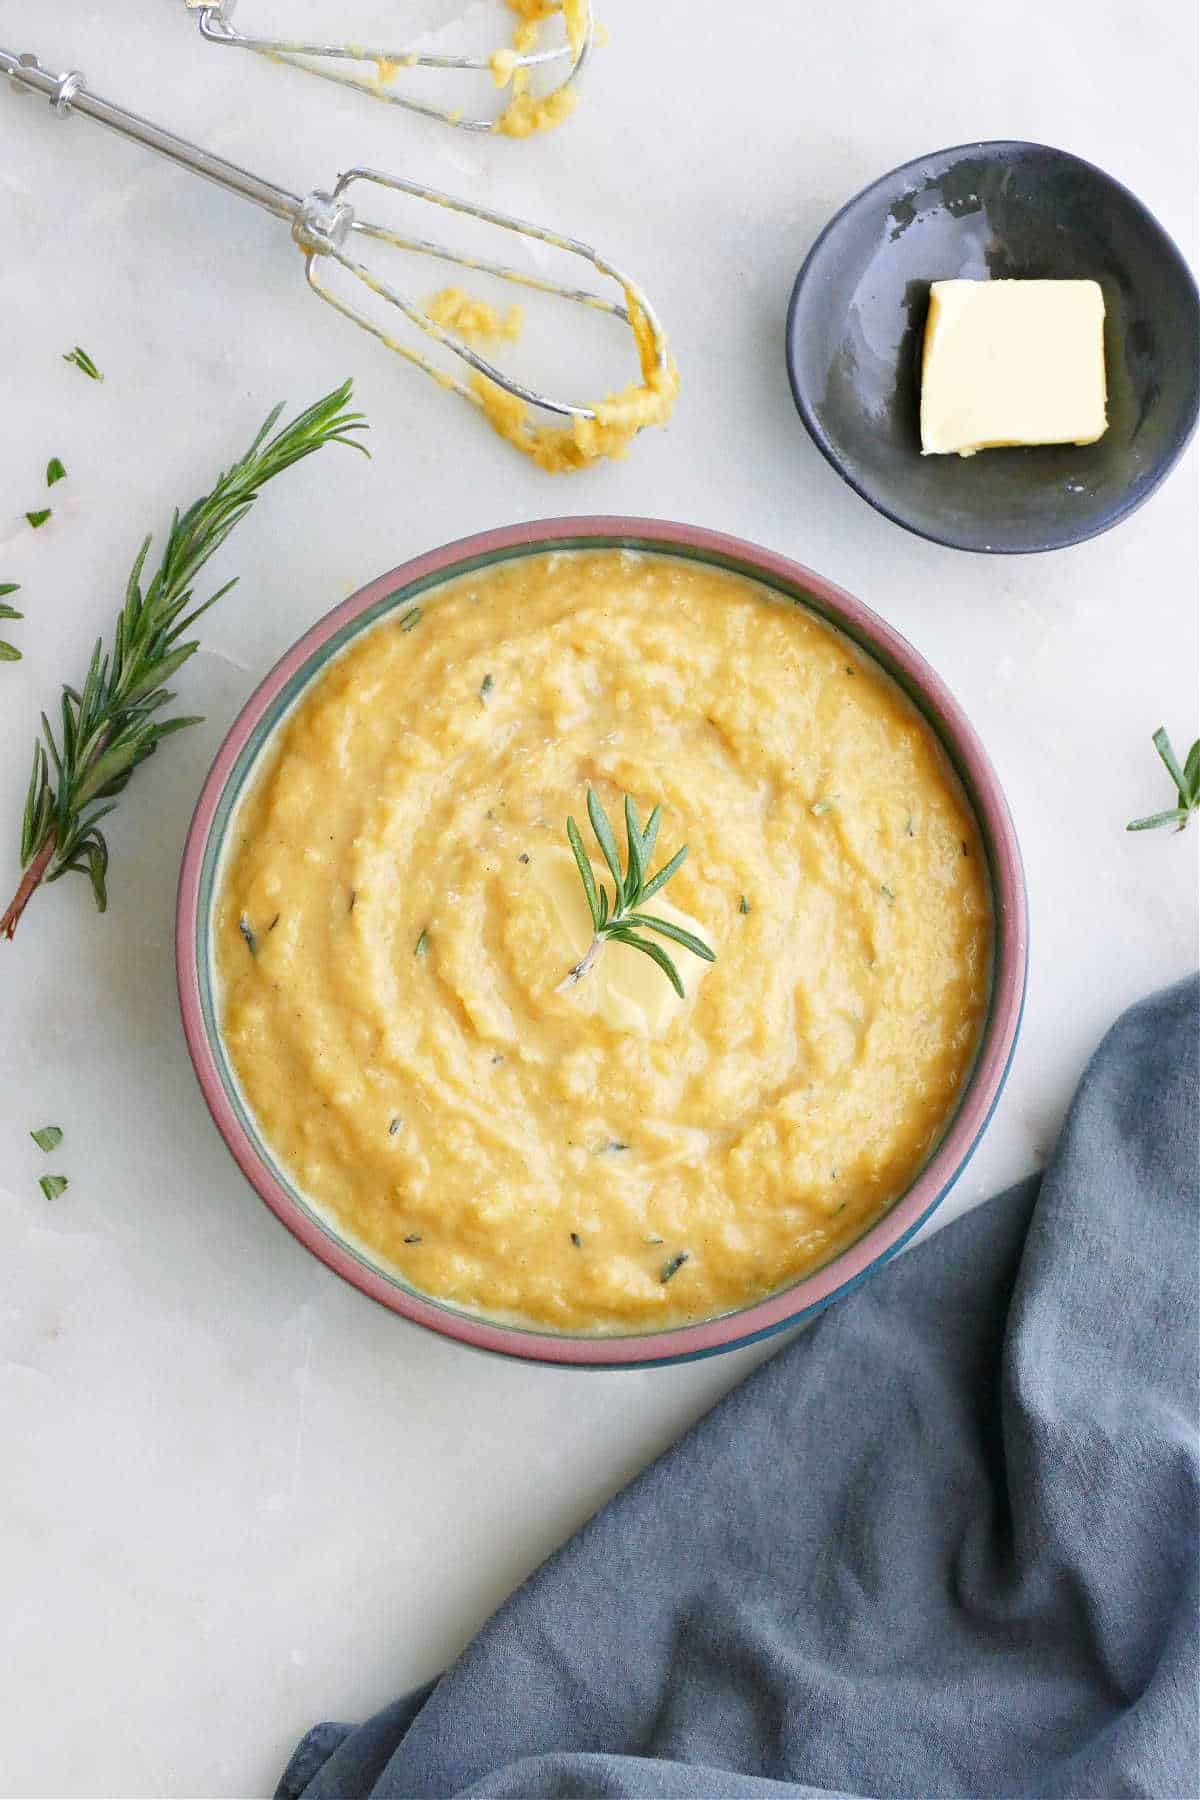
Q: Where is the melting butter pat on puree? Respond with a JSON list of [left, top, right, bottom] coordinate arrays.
[[216, 552, 992, 1332]]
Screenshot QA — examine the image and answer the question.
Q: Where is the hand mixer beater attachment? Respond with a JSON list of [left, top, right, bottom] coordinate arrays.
[[183, 0, 594, 134], [2, 46, 675, 471]]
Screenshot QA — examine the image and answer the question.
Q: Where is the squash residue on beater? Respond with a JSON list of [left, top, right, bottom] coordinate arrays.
[[426, 287, 524, 342], [469, 286, 678, 472], [492, 0, 591, 137]]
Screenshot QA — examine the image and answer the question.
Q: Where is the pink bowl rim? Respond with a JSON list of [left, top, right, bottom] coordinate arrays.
[[176, 516, 1027, 1368]]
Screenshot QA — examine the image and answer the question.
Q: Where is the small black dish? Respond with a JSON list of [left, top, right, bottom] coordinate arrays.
[[785, 141, 1200, 553]]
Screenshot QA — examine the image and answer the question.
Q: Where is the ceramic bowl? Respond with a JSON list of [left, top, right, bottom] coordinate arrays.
[[785, 141, 1200, 553], [176, 519, 1028, 1367]]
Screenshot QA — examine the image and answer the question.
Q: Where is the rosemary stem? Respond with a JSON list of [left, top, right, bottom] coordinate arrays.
[[0, 830, 56, 940], [556, 935, 603, 992]]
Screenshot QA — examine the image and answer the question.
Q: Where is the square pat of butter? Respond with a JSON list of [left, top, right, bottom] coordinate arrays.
[[920, 278, 1107, 457]]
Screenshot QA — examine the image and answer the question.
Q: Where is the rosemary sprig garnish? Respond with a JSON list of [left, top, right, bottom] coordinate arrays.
[[0, 383, 367, 940], [1126, 727, 1200, 833], [558, 790, 715, 999]]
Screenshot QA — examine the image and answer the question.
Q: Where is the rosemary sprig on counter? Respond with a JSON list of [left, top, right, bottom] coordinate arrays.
[[1, 382, 368, 940], [1126, 727, 1200, 834], [558, 790, 715, 999]]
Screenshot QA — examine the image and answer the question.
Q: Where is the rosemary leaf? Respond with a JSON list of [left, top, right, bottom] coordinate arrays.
[[566, 816, 601, 931], [660, 1250, 689, 1283], [638, 843, 687, 904], [609, 925, 685, 998], [0, 643, 20, 663], [400, 606, 423, 632], [63, 346, 103, 381], [1, 382, 368, 940], [31, 1125, 63, 1152], [587, 788, 625, 895], [635, 913, 718, 962], [0, 583, 20, 597], [1126, 808, 1189, 833], [623, 795, 645, 902]]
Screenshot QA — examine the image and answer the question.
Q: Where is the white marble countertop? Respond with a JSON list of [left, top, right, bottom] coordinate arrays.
[[1, 2, 1196, 1794]]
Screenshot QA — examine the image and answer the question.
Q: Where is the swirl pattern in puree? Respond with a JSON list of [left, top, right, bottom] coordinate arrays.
[[216, 551, 992, 1332]]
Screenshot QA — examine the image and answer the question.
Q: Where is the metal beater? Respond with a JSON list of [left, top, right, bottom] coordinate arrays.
[[183, 0, 593, 133], [1, 46, 667, 438]]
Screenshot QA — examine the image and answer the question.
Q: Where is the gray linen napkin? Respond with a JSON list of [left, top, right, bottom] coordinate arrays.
[[278, 976, 1199, 1800]]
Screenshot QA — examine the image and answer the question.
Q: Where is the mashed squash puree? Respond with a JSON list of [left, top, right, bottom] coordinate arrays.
[[215, 552, 992, 1332]]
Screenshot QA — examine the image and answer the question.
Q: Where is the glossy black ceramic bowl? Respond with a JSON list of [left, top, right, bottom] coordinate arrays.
[[785, 141, 1200, 553]]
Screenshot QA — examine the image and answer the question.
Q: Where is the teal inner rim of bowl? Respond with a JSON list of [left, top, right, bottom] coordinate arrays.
[[196, 535, 1007, 1341]]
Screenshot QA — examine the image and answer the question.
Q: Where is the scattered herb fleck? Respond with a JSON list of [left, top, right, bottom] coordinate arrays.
[[63, 346, 103, 381], [31, 1125, 63, 1152], [739, 895, 751, 914], [389, 1116, 403, 1136], [660, 1250, 689, 1283], [600, 1140, 629, 1154], [403, 1232, 423, 1244], [570, 1231, 582, 1247], [517, 852, 530, 865], [880, 884, 896, 903], [414, 928, 429, 958], [645, 1235, 664, 1245], [238, 917, 257, 954], [906, 813, 915, 838], [479, 672, 494, 702], [39, 1173, 69, 1201], [400, 606, 423, 632], [811, 799, 833, 816], [25, 509, 51, 530], [961, 840, 969, 856], [491, 1053, 505, 1065], [348, 888, 357, 912], [46, 458, 67, 488], [1127, 727, 1200, 834], [844, 664, 856, 676], [268, 913, 280, 931]]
